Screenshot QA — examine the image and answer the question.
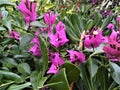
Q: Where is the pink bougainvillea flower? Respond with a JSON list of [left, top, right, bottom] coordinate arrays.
[[103, 30, 120, 61], [84, 27, 105, 49], [107, 23, 115, 29], [30, 37, 40, 45], [67, 50, 85, 63], [47, 52, 64, 74], [17, 0, 37, 25], [28, 44, 41, 57], [29, 31, 41, 57], [43, 11, 56, 26], [92, 0, 97, 5], [47, 64, 59, 74], [35, 30, 39, 36], [117, 16, 120, 24], [55, 21, 65, 31], [50, 52, 64, 66], [49, 30, 69, 48], [9, 30, 20, 40]]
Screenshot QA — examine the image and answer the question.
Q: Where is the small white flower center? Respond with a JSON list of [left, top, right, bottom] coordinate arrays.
[[93, 31, 98, 35], [30, 0, 35, 2]]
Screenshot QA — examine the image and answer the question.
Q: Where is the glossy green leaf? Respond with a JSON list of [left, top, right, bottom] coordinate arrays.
[[20, 33, 33, 50], [96, 66, 108, 90], [17, 63, 31, 74], [1, 58, 17, 69], [109, 62, 120, 84], [1, 58, 17, 66], [100, 14, 113, 30], [30, 71, 47, 90], [7, 82, 31, 90], [86, 19, 93, 30], [92, 12, 102, 27], [79, 63, 92, 90], [0, 70, 23, 83], [47, 69, 70, 90], [87, 59, 98, 78], [2, 18, 11, 30], [30, 71, 39, 90], [62, 61, 80, 84]]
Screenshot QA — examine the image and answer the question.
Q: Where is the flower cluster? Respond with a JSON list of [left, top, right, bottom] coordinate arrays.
[[83, 16, 120, 62], [84, 27, 106, 49]]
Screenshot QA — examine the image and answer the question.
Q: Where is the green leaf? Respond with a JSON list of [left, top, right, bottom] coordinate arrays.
[[46, 69, 70, 90], [79, 63, 92, 90], [92, 12, 102, 27], [96, 66, 108, 90], [87, 59, 98, 78], [20, 33, 33, 50], [0, 70, 23, 83], [1, 58, 17, 69], [100, 14, 113, 30], [7, 82, 31, 90], [17, 63, 31, 74], [86, 20, 93, 30], [62, 61, 80, 84], [1, 58, 17, 66], [30, 71, 47, 90], [2, 18, 11, 30], [0, 0, 15, 7], [30, 71, 39, 89], [0, 27, 6, 31], [39, 35, 49, 76], [65, 16, 80, 42], [30, 21, 47, 27], [109, 62, 120, 84]]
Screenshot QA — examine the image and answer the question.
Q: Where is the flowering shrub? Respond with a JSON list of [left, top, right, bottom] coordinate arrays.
[[0, 0, 120, 90]]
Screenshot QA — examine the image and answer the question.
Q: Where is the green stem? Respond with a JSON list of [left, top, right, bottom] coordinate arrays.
[[0, 81, 15, 87]]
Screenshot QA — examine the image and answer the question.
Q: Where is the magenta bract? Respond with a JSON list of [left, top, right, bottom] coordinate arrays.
[[49, 30, 69, 48], [47, 52, 64, 74], [107, 23, 115, 29], [55, 21, 66, 31], [67, 50, 85, 63], [50, 52, 64, 66], [43, 11, 56, 26], [28, 44, 41, 57], [103, 30, 120, 61], [9, 30, 20, 40], [47, 64, 59, 74], [84, 28, 104, 49], [17, 0, 37, 25]]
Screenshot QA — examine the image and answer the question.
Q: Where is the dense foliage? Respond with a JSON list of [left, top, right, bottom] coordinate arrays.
[[0, 0, 120, 90]]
